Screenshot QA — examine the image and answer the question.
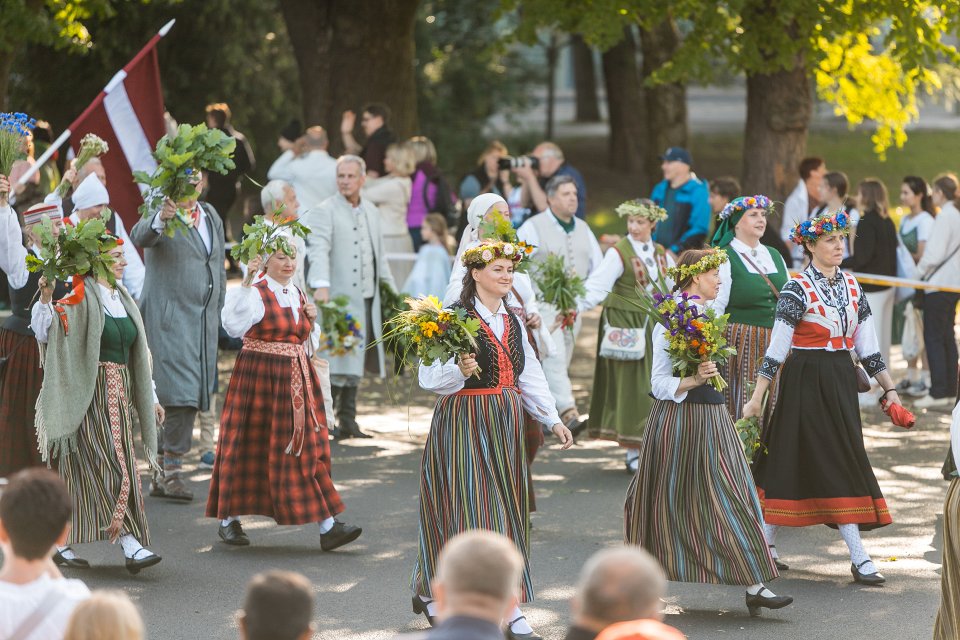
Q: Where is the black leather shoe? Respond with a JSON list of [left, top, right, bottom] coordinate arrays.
[[851, 560, 886, 585], [53, 547, 90, 569], [320, 521, 362, 551], [411, 595, 436, 626], [125, 550, 162, 575], [218, 521, 251, 546], [340, 421, 372, 439], [775, 558, 790, 571], [745, 591, 794, 617], [505, 617, 543, 640]]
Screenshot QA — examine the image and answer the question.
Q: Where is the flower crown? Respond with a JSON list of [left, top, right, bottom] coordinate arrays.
[[719, 194, 773, 220], [615, 199, 668, 222], [789, 209, 850, 245], [666, 249, 728, 281], [461, 241, 525, 267]]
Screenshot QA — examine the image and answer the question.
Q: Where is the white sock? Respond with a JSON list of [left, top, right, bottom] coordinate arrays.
[[839, 523, 877, 574], [318, 517, 336, 534], [418, 595, 440, 618], [747, 583, 777, 598], [119, 534, 144, 558], [220, 516, 238, 527], [625, 449, 640, 463], [507, 606, 533, 634], [56, 545, 77, 560]]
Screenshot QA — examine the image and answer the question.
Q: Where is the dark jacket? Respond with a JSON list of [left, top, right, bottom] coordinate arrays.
[[397, 616, 505, 640], [650, 176, 710, 254], [840, 209, 898, 292]]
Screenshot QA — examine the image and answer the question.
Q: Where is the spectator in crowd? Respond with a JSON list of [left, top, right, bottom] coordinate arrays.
[[268, 125, 337, 214], [458, 140, 514, 233], [0, 469, 90, 640], [64, 591, 145, 640], [914, 174, 960, 409], [841, 179, 898, 405], [363, 142, 416, 286], [240, 571, 314, 640], [341, 102, 396, 178], [514, 141, 587, 220], [204, 102, 255, 227], [408, 136, 456, 251], [406, 530, 525, 640], [708, 176, 740, 217], [565, 547, 680, 640], [518, 175, 603, 434], [303, 155, 396, 439], [404, 213, 453, 299], [813, 171, 860, 259], [896, 176, 936, 398], [650, 147, 710, 257], [131, 172, 226, 501], [780, 156, 827, 267], [278, 119, 302, 150]]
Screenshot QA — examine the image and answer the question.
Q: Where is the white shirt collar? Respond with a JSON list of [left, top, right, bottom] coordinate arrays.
[[730, 237, 761, 254], [628, 236, 654, 252], [473, 297, 508, 321], [264, 275, 297, 296]]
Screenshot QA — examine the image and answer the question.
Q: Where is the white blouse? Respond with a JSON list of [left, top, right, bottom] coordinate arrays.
[[579, 237, 675, 312], [418, 298, 562, 427], [712, 238, 785, 315], [31, 283, 127, 344], [649, 320, 688, 403], [222, 277, 321, 350], [0, 204, 31, 289]]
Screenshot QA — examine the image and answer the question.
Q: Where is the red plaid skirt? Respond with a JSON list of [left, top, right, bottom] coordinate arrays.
[[205, 344, 343, 524], [0, 328, 44, 476]]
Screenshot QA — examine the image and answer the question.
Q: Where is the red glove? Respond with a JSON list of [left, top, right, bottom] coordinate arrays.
[[880, 398, 916, 429]]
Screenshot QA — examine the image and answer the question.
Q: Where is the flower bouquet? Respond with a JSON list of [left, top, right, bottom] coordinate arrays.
[[56, 134, 109, 197], [531, 253, 585, 330], [380, 295, 481, 370], [733, 382, 766, 456], [317, 295, 363, 356], [476, 211, 536, 270], [25, 214, 120, 287], [231, 213, 310, 264], [380, 281, 411, 361], [133, 123, 236, 237], [0, 112, 36, 199]]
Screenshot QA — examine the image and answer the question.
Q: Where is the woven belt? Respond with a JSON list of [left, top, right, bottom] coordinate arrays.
[[456, 386, 519, 396], [242, 338, 319, 455]]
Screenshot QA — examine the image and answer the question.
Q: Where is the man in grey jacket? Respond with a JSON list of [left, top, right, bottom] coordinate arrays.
[[303, 155, 395, 439], [130, 174, 226, 500]]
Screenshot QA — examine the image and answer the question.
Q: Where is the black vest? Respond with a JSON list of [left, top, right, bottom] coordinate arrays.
[[4, 269, 72, 336], [456, 303, 525, 390]]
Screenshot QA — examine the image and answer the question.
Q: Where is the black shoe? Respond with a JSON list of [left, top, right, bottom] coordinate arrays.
[[53, 547, 90, 569], [340, 421, 373, 439], [411, 595, 436, 626], [769, 546, 789, 571], [125, 550, 162, 575], [505, 617, 543, 640], [320, 521, 362, 551], [851, 560, 886, 585], [218, 521, 251, 546], [745, 591, 794, 617], [149, 479, 166, 498]]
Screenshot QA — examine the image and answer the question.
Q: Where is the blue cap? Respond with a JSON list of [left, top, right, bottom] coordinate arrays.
[[660, 147, 692, 165]]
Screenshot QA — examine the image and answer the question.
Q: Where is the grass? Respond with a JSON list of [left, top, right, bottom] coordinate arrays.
[[560, 127, 960, 236]]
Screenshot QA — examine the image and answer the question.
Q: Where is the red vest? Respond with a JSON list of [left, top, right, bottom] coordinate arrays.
[[791, 272, 859, 350]]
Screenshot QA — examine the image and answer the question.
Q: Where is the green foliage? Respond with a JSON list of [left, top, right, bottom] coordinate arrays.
[[0, 0, 116, 55], [134, 123, 236, 236], [231, 212, 309, 264], [24, 214, 118, 286], [531, 254, 586, 329]]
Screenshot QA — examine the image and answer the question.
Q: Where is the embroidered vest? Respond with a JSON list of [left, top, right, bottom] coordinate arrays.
[[453, 303, 525, 390], [792, 271, 860, 350], [723, 245, 787, 328], [245, 281, 312, 344], [604, 237, 668, 313]]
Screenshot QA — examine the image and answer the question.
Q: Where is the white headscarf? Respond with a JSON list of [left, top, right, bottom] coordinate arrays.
[[457, 193, 509, 258], [71, 173, 110, 212]]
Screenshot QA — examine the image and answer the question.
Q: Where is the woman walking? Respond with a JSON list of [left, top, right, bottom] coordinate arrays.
[[745, 209, 904, 584], [625, 249, 791, 617], [33, 237, 162, 574], [412, 240, 572, 640]]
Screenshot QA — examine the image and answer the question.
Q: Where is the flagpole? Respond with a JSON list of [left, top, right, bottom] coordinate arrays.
[[14, 19, 176, 187]]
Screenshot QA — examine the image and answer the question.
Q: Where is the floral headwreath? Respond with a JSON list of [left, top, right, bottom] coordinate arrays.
[[461, 240, 525, 267], [666, 249, 728, 281], [719, 194, 773, 221], [789, 209, 850, 245], [615, 198, 668, 222]]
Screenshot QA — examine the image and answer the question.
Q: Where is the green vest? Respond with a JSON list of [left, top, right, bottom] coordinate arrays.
[[603, 237, 667, 312], [99, 314, 138, 364], [723, 245, 787, 328]]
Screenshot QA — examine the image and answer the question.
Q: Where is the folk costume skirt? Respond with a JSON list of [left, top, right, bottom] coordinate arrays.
[[412, 387, 534, 602], [0, 328, 44, 476], [587, 307, 655, 448], [624, 399, 778, 585], [721, 322, 781, 430], [206, 343, 343, 524], [59, 363, 150, 545], [935, 478, 960, 640], [752, 349, 892, 530]]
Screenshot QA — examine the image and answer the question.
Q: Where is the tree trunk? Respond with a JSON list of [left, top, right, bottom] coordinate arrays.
[[0, 50, 14, 112], [741, 66, 811, 201], [545, 33, 559, 139], [601, 28, 646, 181], [278, 0, 419, 153], [639, 19, 687, 185], [571, 34, 600, 122]]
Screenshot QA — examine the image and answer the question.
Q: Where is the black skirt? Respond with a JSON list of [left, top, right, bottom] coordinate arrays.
[[752, 349, 892, 530]]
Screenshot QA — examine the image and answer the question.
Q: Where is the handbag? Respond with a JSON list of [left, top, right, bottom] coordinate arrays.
[[901, 301, 923, 362], [599, 323, 646, 361], [854, 363, 872, 392]]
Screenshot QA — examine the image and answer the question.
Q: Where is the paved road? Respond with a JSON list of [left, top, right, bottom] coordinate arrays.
[[69, 309, 951, 639]]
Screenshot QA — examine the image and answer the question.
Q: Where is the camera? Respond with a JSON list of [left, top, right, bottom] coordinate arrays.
[[498, 155, 539, 171]]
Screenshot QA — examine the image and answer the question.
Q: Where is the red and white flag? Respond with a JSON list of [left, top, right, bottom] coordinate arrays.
[[67, 23, 170, 232]]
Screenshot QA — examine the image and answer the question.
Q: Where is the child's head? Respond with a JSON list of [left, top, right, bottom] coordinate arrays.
[[0, 468, 73, 560], [422, 213, 451, 252], [64, 591, 145, 640], [241, 571, 314, 640]]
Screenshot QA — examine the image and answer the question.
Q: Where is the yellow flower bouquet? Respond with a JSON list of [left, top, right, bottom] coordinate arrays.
[[380, 295, 482, 370]]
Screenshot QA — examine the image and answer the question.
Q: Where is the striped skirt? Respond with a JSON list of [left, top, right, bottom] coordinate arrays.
[[59, 363, 149, 545], [935, 478, 960, 639], [624, 399, 778, 585], [0, 328, 44, 476], [412, 388, 533, 602], [721, 322, 781, 429]]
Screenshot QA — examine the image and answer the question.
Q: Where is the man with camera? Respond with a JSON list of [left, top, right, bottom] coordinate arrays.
[[511, 141, 588, 221]]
